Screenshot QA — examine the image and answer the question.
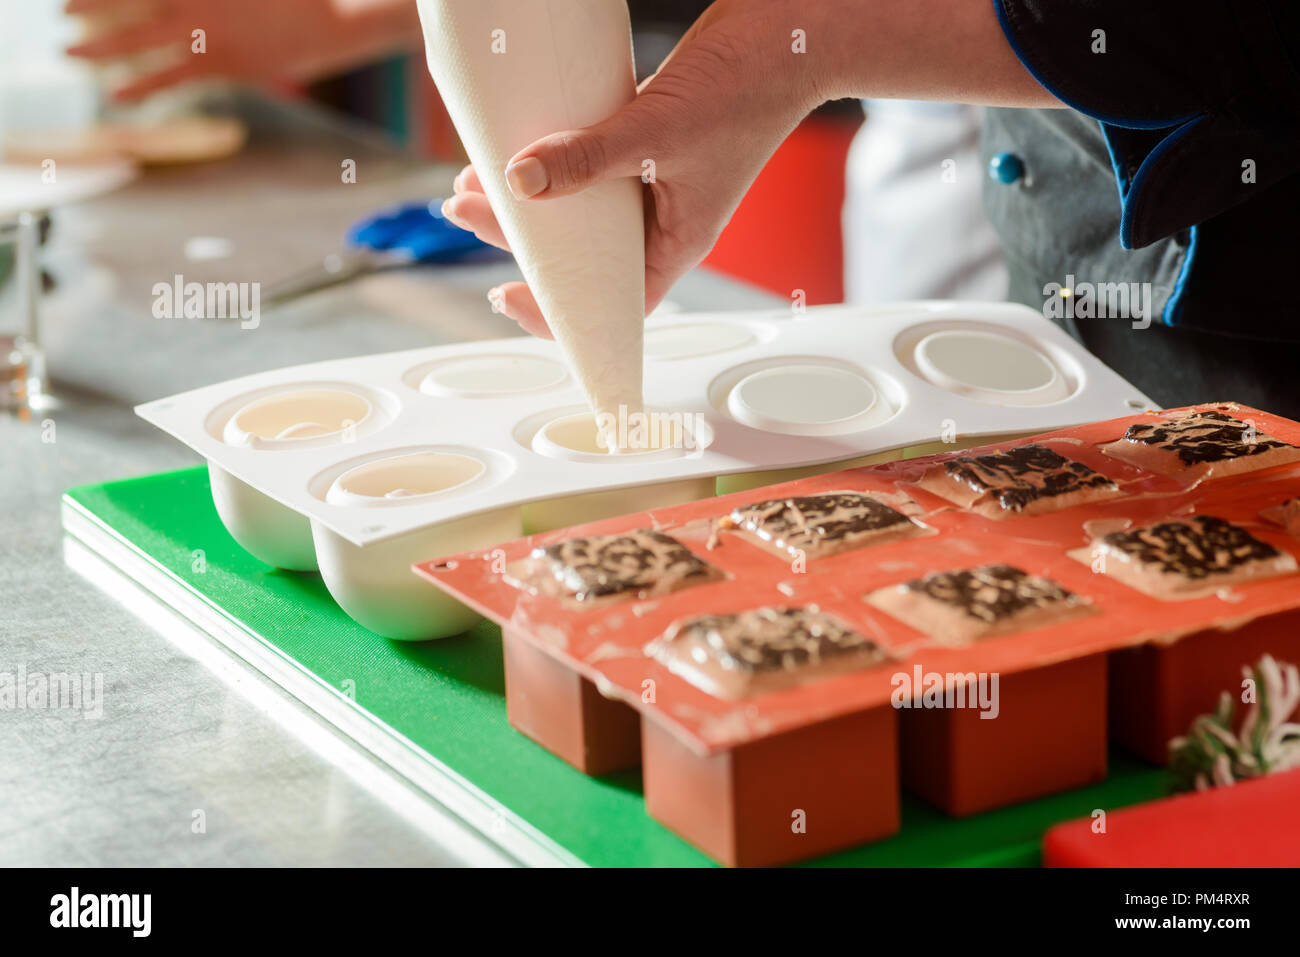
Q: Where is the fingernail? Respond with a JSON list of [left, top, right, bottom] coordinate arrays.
[[440, 199, 461, 224], [487, 287, 505, 314], [451, 171, 464, 193], [505, 157, 548, 199]]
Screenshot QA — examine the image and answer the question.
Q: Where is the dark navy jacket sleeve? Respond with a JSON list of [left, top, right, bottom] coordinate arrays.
[[993, 0, 1300, 249]]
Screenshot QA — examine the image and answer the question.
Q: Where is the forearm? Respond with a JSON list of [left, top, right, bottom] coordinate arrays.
[[796, 0, 1062, 108]]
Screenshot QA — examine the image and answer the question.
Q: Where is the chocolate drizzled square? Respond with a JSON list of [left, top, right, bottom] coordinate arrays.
[[535, 529, 719, 601], [1118, 411, 1296, 466], [902, 564, 1080, 624], [663, 606, 887, 676], [942, 445, 1117, 512], [1100, 516, 1281, 581], [726, 491, 918, 557]]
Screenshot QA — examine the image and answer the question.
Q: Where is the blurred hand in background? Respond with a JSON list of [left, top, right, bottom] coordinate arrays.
[[65, 0, 422, 100]]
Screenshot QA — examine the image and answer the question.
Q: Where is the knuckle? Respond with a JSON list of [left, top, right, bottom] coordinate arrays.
[[554, 133, 605, 188]]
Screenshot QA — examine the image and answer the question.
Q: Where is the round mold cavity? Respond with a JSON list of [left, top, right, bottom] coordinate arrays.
[[310, 445, 514, 515], [708, 358, 901, 437], [643, 321, 771, 360], [411, 353, 569, 397], [516, 405, 714, 464], [207, 382, 396, 450], [893, 321, 1082, 407], [914, 329, 1068, 404], [327, 451, 486, 507]]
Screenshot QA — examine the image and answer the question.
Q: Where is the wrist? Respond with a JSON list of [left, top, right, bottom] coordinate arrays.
[[780, 0, 845, 111], [789, 0, 1060, 108], [719, 0, 834, 128]]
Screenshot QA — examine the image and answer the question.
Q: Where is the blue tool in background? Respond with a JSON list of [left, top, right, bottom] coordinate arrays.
[[263, 200, 502, 307]]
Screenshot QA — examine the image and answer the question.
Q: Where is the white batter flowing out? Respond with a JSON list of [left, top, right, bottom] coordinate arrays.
[[416, 0, 647, 447]]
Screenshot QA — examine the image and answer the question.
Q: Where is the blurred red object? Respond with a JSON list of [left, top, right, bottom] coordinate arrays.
[[704, 113, 860, 307], [1043, 768, 1300, 867]]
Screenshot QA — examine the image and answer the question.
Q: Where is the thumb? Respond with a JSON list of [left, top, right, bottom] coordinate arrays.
[[504, 106, 654, 200]]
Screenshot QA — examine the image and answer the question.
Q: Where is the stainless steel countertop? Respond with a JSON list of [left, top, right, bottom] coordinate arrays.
[[0, 93, 781, 866]]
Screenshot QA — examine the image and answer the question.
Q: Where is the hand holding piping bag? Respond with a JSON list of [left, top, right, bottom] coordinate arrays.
[[441, 0, 1053, 339]]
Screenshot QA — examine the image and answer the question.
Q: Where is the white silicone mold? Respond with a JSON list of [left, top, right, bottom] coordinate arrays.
[[137, 301, 1156, 641]]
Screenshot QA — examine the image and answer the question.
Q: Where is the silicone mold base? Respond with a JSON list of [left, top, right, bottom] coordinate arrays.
[[900, 654, 1109, 817], [208, 464, 317, 572], [642, 705, 900, 868], [312, 506, 522, 641], [1108, 608, 1300, 765], [502, 629, 642, 775]]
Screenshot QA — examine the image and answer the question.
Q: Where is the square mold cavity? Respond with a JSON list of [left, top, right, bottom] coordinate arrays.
[[514, 405, 718, 534], [205, 382, 399, 572], [308, 447, 521, 641]]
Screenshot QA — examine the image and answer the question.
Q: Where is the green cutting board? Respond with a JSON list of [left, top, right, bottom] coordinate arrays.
[[63, 467, 1170, 867]]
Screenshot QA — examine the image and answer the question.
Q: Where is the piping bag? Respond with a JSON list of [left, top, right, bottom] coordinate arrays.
[[417, 0, 645, 449]]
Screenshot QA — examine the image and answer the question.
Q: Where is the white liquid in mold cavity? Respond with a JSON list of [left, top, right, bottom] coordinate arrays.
[[327, 452, 486, 506], [645, 323, 756, 359], [522, 407, 714, 531], [532, 410, 700, 462], [914, 330, 1068, 405], [420, 355, 567, 397], [224, 388, 371, 448], [416, 0, 646, 423]]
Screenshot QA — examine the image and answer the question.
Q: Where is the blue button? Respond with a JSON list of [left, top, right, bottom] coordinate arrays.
[[989, 152, 1025, 185]]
